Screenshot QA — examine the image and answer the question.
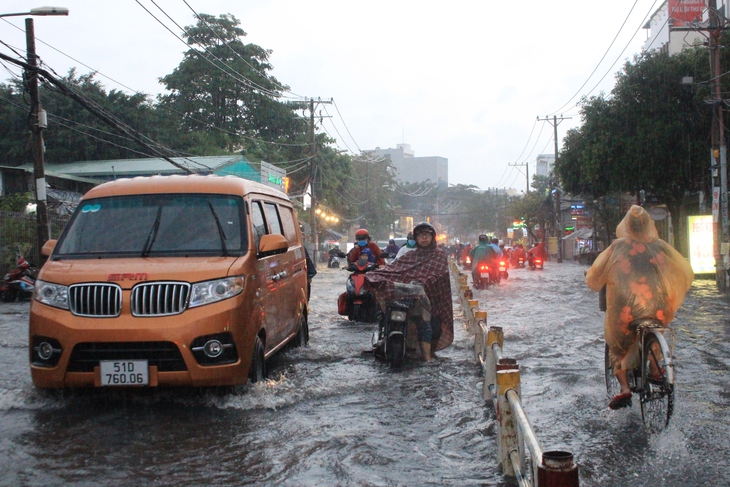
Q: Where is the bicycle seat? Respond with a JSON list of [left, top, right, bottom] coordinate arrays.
[[628, 318, 664, 332]]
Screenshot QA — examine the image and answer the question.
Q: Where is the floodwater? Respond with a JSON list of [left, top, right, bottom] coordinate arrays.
[[1, 258, 729, 486]]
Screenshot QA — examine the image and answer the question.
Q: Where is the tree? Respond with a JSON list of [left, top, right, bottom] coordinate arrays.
[[556, 45, 715, 254], [158, 13, 307, 159]]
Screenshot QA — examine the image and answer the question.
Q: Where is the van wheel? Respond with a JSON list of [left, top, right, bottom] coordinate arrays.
[[294, 314, 309, 347], [248, 336, 266, 383]]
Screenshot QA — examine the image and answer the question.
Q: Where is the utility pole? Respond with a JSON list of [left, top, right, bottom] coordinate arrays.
[[509, 161, 530, 194], [709, 0, 728, 290], [25, 18, 50, 266], [306, 98, 332, 269], [538, 115, 571, 264]]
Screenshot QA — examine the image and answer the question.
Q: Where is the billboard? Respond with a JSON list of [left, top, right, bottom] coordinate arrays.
[[687, 215, 714, 274], [669, 0, 704, 27]]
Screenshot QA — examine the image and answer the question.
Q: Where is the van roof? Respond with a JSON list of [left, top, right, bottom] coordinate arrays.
[[82, 174, 290, 201]]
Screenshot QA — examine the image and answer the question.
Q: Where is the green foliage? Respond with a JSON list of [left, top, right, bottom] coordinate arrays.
[[0, 192, 32, 212], [555, 42, 721, 251]]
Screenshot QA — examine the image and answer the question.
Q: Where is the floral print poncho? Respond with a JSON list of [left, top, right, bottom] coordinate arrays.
[[586, 205, 694, 370]]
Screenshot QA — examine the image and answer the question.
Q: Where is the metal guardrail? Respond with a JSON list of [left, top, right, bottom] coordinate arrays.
[[450, 261, 579, 487]]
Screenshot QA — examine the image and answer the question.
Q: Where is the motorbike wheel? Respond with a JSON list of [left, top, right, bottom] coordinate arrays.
[[1, 288, 17, 302], [386, 334, 405, 368], [351, 304, 362, 322]]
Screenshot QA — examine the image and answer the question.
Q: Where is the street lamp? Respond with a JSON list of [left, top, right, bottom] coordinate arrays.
[[1, 7, 69, 265], [0, 7, 69, 17]]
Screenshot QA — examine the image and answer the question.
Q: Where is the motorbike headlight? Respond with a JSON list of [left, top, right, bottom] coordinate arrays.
[[390, 310, 407, 322], [34, 280, 69, 310], [189, 276, 244, 308]]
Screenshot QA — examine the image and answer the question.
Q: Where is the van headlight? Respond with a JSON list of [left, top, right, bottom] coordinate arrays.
[[189, 276, 244, 308], [34, 280, 69, 310]]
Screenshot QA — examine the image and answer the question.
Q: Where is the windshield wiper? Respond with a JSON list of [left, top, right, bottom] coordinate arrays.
[[141, 206, 163, 257], [208, 201, 228, 256]]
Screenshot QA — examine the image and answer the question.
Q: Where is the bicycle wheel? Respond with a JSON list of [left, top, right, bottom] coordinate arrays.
[[604, 343, 621, 399], [640, 331, 674, 432]]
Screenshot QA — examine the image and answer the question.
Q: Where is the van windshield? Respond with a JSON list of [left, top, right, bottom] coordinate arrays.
[[55, 194, 247, 258]]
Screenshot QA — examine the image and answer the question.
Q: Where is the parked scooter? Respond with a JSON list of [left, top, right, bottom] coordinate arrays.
[[472, 260, 500, 289], [372, 281, 430, 367], [337, 253, 379, 323], [1, 253, 37, 302]]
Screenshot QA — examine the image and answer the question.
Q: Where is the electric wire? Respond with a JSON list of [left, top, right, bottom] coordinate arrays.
[[550, 0, 641, 115]]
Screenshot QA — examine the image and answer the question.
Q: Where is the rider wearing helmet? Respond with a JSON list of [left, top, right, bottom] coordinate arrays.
[[348, 228, 384, 266], [366, 221, 453, 362], [469, 234, 500, 282], [395, 232, 417, 259], [384, 238, 400, 255]]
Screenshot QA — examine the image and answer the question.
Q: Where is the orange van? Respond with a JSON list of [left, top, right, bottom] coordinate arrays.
[[29, 175, 309, 388]]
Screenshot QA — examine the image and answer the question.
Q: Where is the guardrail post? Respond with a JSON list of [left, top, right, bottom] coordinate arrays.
[[538, 451, 579, 487], [496, 365, 520, 478], [466, 299, 478, 332], [484, 326, 504, 404], [474, 310, 487, 362]]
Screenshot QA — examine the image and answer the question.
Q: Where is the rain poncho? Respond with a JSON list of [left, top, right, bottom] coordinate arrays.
[[365, 246, 454, 350], [586, 205, 694, 371], [469, 242, 498, 265]]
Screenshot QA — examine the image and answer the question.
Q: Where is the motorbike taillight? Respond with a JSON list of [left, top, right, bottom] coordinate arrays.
[[479, 264, 489, 271]]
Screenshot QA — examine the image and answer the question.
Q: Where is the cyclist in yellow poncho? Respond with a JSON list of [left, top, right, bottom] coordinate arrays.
[[586, 205, 693, 409]]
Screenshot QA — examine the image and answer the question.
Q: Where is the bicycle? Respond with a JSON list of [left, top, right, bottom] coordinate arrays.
[[604, 318, 675, 432]]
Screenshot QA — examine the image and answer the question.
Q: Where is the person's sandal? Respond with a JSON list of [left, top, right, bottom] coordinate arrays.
[[608, 392, 633, 410]]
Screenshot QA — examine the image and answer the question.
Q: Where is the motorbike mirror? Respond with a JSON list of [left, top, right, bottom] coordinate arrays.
[[41, 239, 57, 257]]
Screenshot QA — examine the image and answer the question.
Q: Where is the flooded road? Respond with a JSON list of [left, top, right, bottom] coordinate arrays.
[[1, 259, 729, 486]]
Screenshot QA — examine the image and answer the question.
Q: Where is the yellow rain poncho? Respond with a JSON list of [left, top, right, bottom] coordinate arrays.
[[586, 205, 694, 372]]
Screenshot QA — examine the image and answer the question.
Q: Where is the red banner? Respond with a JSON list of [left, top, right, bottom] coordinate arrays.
[[669, 0, 704, 27]]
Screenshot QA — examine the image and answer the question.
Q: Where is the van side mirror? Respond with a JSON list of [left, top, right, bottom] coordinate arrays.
[[258, 234, 288, 257], [41, 239, 57, 257]]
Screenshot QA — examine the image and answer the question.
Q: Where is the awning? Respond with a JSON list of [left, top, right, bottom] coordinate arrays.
[[325, 228, 346, 241], [563, 228, 593, 240]]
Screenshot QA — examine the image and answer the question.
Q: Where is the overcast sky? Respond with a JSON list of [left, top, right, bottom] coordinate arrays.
[[0, 0, 657, 191]]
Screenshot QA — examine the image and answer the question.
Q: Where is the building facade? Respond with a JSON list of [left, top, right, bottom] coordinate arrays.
[[365, 143, 448, 190]]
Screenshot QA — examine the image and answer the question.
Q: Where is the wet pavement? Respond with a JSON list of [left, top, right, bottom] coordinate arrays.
[[1, 259, 729, 486]]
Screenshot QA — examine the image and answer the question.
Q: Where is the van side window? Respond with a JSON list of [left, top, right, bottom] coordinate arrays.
[[263, 202, 283, 236], [279, 205, 299, 246], [251, 201, 267, 251]]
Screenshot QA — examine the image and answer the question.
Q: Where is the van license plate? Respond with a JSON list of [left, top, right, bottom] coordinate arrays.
[[100, 360, 149, 386]]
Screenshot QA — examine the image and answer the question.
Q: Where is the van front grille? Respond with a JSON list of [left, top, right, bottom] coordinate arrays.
[[131, 282, 190, 316], [69, 283, 122, 317], [67, 341, 187, 372]]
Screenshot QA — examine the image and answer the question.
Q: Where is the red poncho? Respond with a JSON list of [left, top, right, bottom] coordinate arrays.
[[365, 247, 454, 350]]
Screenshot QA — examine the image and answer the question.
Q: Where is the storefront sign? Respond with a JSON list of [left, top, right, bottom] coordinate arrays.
[[687, 215, 714, 274]]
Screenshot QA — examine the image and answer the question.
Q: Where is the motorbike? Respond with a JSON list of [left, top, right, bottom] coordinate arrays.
[[1, 253, 37, 302], [472, 260, 500, 289], [498, 259, 509, 280], [372, 281, 430, 367], [337, 253, 379, 323], [462, 254, 472, 271], [528, 256, 544, 271], [516, 256, 526, 268], [328, 250, 346, 268]]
